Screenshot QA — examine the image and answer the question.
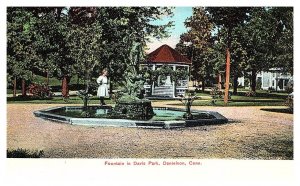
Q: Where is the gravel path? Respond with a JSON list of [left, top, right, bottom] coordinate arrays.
[[7, 102, 293, 159]]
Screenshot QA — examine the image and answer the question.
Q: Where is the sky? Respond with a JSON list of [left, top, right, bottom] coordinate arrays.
[[146, 7, 193, 53]]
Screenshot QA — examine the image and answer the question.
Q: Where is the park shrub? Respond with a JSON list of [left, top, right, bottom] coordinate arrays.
[[7, 148, 44, 158], [285, 80, 293, 93], [286, 93, 293, 112], [210, 87, 222, 99], [28, 83, 51, 98], [210, 87, 221, 105]]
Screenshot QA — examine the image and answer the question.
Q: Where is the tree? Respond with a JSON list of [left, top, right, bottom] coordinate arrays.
[[239, 7, 293, 91], [98, 7, 173, 95], [31, 7, 75, 98], [67, 7, 103, 107], [7, 7, 173, 101], [176, 7, 214, 92], [206, 7, 250, 103], [217, 26, 247, 94], [270, 7, 293, 75], [32, 8, 64, 89], [7, 7, 38, 97], [230, 30, 247, 94]]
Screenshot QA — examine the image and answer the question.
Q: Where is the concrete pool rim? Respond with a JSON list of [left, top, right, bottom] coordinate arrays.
[[33, 106, 228, 129]]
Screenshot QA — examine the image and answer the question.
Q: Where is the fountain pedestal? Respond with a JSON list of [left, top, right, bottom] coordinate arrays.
[[112, 98, 155, 120]]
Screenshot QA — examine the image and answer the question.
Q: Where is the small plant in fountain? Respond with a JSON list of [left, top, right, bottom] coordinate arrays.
[[179, 89, 200, 119]]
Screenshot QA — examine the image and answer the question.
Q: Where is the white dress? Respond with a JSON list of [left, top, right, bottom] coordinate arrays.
[[97, 75, 109, 97]]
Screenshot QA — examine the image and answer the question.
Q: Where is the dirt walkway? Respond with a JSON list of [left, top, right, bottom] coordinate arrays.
[[7, 103, 293, 159]]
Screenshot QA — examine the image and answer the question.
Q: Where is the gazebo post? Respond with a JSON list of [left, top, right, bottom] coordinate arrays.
[[187, 65, 190, 88], [173, 65, 176, 98], [152, 64, 155, 96]]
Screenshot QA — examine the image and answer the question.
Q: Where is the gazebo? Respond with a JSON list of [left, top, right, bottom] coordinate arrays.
[[141, 44, 191, 98]]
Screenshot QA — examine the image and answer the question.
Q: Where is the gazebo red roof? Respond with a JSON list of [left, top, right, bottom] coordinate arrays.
[[145, 44, 191, 65]]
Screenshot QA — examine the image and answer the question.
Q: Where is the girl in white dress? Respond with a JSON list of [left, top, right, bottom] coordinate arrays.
[[97, 69, 109, 105]]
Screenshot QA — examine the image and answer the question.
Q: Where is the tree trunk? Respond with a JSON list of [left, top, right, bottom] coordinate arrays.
[[251, 69, 257, 92], [85, 73, 90, 93], [46, 70, 50, 96], [224, 27, 232, 104], [46, 70, 49, 87], [109, 78, 113, 95], [13, 76, 17, 97], [218, 73, 222, 90], [201, 78, 205, 92], [62, 76, 70, 98], [83, 73, 90, 110], [224, 48, 231, 104], [77, 75, 80, 89], [233, 74, 238, 95], [21, 79, 26, 96]]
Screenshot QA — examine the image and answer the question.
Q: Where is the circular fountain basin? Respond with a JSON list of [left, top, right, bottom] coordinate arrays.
[[34, 106, 228, 129]]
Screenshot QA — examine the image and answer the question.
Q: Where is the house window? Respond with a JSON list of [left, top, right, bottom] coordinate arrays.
[[263, 72, 269, 87], [272, 80, 274, 87]]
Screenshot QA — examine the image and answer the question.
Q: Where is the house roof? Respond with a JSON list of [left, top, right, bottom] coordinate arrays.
[[145, 44, 191, 65]]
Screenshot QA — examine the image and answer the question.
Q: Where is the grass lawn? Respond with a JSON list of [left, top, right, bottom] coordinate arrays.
[[188, 90, 288, 107], [186, 100, 286, 107], [7, 96, 116, 105], [7, 87, 290, 107]]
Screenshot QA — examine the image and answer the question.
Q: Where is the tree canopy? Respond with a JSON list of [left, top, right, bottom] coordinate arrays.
[[7, 7, 173, 97], [176, 6, 293, 95]]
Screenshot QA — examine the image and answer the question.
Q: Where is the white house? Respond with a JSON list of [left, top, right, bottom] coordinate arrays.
[[238, 68, 293, 91], [257, 68, 292, 91]]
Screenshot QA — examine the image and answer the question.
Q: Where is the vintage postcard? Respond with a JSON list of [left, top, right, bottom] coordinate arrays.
[[3, 1, 298, 186]]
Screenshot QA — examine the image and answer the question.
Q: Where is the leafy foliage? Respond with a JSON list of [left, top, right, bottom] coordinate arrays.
[[28, 83, 52, 98], [7, 8, 38, 84], [239, 7, 293, 91], [97, 7, 173, 88], [7, 148, 44, 158], [7, 7, 173, 100], [176, 7, 214, 90], [176, 7, 293, 95]]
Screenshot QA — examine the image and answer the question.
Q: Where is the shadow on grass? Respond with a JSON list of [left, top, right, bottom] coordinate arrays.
[[169, 100, 285, 107], [7, 148, 44, 158], [236, 91, 288, 99], [252, 138, 293, 159], [261, 108, 293, 114], [7, 96, 53, 102], [233, 99, 284, 103]]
